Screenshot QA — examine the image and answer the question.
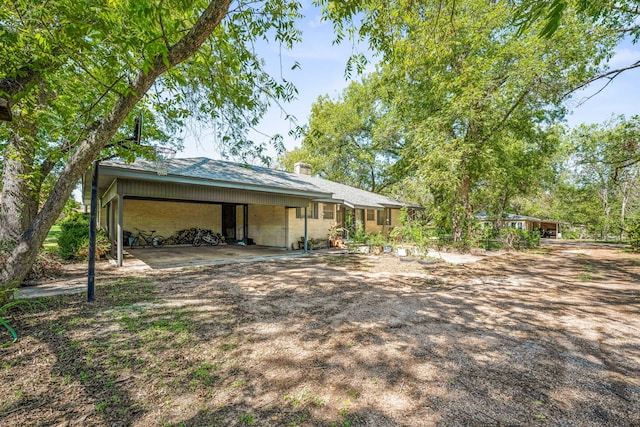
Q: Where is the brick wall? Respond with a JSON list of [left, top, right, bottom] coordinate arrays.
[[114, 198, 401, 248], [248, 205, 286, 247], [123, 199, 222, 238]]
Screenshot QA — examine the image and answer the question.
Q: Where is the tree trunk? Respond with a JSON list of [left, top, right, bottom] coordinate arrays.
[[452, 174, 471, 243], [0, 0, 232, 296], [0, 131, 39, 243]]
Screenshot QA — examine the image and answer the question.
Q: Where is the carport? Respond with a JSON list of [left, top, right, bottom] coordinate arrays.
[[82, 158, 332, 267]]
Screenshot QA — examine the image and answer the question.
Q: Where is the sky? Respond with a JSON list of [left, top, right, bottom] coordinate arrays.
[[177, 3, 640, 162]]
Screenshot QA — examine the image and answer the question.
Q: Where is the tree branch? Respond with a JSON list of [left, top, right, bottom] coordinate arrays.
[[565, 60, 640, 98]]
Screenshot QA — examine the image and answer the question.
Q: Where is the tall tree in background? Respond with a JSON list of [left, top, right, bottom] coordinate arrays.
[[568, 116, 640, 238], [280, 76, 406, 193], [0, 0, 306, 294], [322, 0, 614, 241], [516, 1, 639, 80], [514, 115, 640, 240]]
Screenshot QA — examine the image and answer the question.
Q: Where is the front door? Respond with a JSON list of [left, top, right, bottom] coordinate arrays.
[[222, 204, 236, 241]]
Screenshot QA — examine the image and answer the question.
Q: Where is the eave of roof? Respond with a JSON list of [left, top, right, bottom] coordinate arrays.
[[97, 157, 420, 210], [98, 159, 332, 199], [100, 166, 331, 198]]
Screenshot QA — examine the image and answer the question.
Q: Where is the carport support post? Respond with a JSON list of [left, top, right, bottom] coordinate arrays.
[[304, 206, 308, 253], [117, 194, 124, 266], [243, 204, 248, 242], [87, 160, 99, 302]]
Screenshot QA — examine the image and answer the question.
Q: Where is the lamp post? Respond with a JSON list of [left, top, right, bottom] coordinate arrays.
[[87, 160, 99, 301], [87, 115, 142, 301]]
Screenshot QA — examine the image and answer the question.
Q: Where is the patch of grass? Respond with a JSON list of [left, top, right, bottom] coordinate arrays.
[[191, 361, 221, 386], [239, 413, 255, 425], [289, 412, 310, 426], [577, 272, 592, 281], [218, 342, 237, 351], [43, 224, 61, 251], [322, 255, 366, 268], [346, 388, 360, 399], [231, 379, 247, 388], [284, 387, 325, 408], [528, 247, 552, 255]]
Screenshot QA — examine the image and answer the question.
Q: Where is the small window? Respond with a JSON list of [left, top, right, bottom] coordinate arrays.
[[323, 203, 334, 220], [377, 209, 391, 226], [366, 209, 375, 221], [296, 202, 319, 219]]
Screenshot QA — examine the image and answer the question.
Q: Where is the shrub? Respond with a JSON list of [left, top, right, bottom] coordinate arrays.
[[518, 229, 541, 249], [561, 230, 580, 240], [627, 220, 640, 252], [57, 213, 109, 260], [57, 212, 90, 259], [77, 230, 111, 259], [365, 232, 388, 248], [497, 228, 540, 250]]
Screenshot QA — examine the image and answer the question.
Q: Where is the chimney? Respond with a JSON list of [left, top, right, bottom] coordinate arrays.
[[294, 161, 312, 175]]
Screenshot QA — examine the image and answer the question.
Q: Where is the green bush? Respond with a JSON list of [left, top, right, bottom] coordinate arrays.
[[78, 230, 111, 259], [561, 230, 580, 240], [365, 232, 388, 248], [627, 220, 640, 252], [58, 213, 111, 260], [498, 228, 540, 249], [57, 212, 90, 259]]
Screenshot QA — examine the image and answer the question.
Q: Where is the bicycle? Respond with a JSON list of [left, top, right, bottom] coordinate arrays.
[[192, 228, 223, 246], [129, 228, 166, 248]]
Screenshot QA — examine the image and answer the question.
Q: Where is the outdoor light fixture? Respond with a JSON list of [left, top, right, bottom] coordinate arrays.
[[0, 98, 12, 121]]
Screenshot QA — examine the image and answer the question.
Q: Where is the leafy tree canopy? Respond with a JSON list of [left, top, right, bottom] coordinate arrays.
[[312, 0, 616, 240], [280, 75, 407, 193], [0, 0, 308, 291]]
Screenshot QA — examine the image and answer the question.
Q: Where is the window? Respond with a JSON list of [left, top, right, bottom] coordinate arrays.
[[322, 203, 334, 220], [377, 208, 391, 225], [296, 202, 318, 219], [366, 209, 375, 221]]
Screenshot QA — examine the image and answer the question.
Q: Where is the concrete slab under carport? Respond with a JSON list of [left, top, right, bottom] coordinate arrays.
[[127, 244, 310, 269]]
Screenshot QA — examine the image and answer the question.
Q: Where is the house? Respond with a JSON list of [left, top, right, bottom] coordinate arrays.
[[82, 158, 417, 266], [476, 212, 562, 238]]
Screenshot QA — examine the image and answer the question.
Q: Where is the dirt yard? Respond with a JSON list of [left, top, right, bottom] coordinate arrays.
[[1, 242, 639, 426]]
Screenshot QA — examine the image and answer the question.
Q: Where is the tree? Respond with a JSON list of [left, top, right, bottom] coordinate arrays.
[[280, 76, 406, 193], [567, 116, 640, 239], [0, 0, 307, 296], [515, 0, 640, 92], [333, 0, 614, 241]]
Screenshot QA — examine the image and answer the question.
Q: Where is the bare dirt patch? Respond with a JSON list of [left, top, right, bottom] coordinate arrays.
[[1, 243, 639, 426]]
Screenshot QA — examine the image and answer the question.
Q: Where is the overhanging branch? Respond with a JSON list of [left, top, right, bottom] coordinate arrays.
[[565, 60, 640, 98]]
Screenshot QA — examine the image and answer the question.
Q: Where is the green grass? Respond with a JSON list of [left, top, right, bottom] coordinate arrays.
[[44, 224, 61, 252]]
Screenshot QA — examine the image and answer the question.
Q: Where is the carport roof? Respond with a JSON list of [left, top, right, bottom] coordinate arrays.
[[476, 212, 563, 223], [98, 157, 416, 209]]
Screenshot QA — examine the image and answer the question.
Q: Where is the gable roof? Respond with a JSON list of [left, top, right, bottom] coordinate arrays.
[[98, 157, 416, 210]]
